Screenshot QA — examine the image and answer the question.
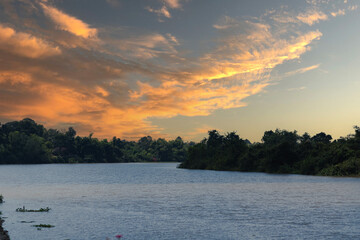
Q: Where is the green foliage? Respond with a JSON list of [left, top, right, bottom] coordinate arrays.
[[181, 131, 249, 171], [180, 127, 360, 177], [0, 118, 190, 164], [320, 158, 360, 176], [3, 118, 358, 176], [0, 195, 2, 203]]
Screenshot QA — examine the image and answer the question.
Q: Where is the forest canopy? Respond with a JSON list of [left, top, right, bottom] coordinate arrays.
[[179, 128, 360, 177], [1, 118, 359, 177], [0, 118, 190, 164]]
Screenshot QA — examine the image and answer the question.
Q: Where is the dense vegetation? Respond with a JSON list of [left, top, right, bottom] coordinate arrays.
[[179, 128, 360, 176], [1, 118, 359, 176], [0, 118, 190, 164]]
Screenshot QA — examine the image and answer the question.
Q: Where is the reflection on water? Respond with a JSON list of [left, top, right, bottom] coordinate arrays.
[[0, 163, 359, 240]]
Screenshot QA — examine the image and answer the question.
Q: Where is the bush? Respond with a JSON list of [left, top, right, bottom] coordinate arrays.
[[320, 158, 360, 176]]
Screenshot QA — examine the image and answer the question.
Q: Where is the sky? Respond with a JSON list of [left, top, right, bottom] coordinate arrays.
[[0, 0, 359, 142]]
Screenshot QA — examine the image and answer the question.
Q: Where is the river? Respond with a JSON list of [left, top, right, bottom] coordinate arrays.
[[0, 163, 359, 239]]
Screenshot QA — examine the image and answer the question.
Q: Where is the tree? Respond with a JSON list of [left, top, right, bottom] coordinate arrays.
[[24, 134, 51, 163], [311, 132, 332, 144]]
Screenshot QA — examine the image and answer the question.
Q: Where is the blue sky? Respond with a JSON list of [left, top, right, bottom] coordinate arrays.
[[0, 0, 359, 141]]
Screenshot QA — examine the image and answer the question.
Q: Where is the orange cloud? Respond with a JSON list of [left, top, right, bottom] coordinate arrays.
[[297, 10, 328, 25], [147, 0, 184, 21], [40, 3, 97, 39], [95, 86, 110, 97], [195, 18, 322, 84], [130, 81, 268, 118], [0, 77, 134, 139], [0, 1, 334, 140], [146, 6, 172, 19], [0, 71, 32, 85], [112, 32, 178, 59], [331, 9, 346, 17], [0, 17, 322, 139], [0, 24, 61, 58], [269, 5, 348, 26], [163, 0, 182, 9], [284, 64, 320, 77]]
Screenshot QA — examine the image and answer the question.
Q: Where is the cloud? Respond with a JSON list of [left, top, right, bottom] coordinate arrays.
[[95, 86, 110, 97], [297, 9, 328, 25], [40, 3, 97, 39], [0, 67, 144, 139], [331, 9, 346, 17], [0, 71, 32, 85], [269, 5, 348, 26], [0, 24, 61, 58], [1, 80, 107, 131], [206, 18, 322, 82], [163, 0, 182, 9], [109, 32, 179, 60], [348, 5, 358, 11], [129, 81, 268, 118], [106, 0, 121, 8], [127, 18, 323, 123], [284, 64, 320, 77], [288, 86, 306, 91], [166, 33, 179, 45], [213, 16, 241, 29], [146, 6, 171, 19], [147, 0, 184, 21], [0, 1, 339, 140]]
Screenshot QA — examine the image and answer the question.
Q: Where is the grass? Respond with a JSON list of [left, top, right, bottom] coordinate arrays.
[[16, 206, 51, 212]]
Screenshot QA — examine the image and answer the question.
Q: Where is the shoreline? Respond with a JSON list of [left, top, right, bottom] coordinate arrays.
[[0, 161, 180, 165], [178, 165, 360, 178], [0, 217, 10, 240]]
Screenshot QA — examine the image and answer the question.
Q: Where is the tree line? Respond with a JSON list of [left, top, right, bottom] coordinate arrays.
[[179, 128, 360, 176], [1, 118, 359, 176], [0, 118, 190, 164]]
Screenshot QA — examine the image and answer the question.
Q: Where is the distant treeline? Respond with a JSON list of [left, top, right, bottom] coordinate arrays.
[[1, 118, 359, 176], [0, 118, 190, 164], [179, 128, 360, 177]]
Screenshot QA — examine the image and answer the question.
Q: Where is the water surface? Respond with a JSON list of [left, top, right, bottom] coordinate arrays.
[[0, 163, 359, 239]]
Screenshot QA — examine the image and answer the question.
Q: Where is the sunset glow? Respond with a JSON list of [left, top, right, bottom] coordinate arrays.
[[0, 0, 359, 141]]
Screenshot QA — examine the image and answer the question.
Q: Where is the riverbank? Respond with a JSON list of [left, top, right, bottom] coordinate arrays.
[[179, 129, 360, 177], [0, 195, 10, 240], [0, 218, 10, 240]]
